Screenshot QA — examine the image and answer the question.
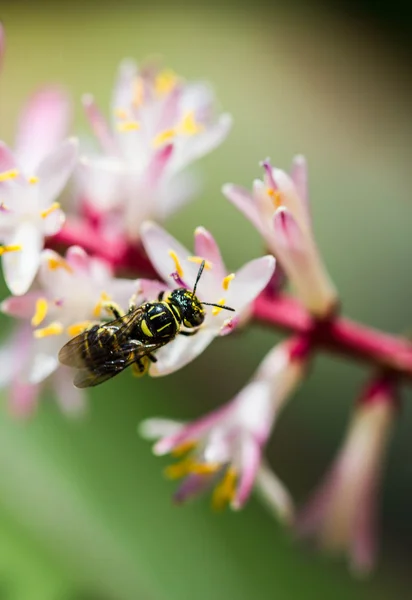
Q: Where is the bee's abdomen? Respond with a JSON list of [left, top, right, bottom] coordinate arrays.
[[82, 324, 121, 370], [140, 302, 179, 340]]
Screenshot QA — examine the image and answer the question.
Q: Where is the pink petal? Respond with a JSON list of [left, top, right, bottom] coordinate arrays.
[[273, 207, 303, 251], [0, 141, 19, 172], [37, 138, 78, 207], [232, 436, 261, 509], [174, 473, 214, 504], [82, 94, 117, 155], [53, 366, 87, 416], [8, 380, 40, 418], [194, 226, 226, 280], [15, 87, 71, 173], [111, 59, 138, 116], [1, 291, 42, 319], [222, 183, 264, 234], [145, 144, 173, 187], [0, 325, 31, 387]]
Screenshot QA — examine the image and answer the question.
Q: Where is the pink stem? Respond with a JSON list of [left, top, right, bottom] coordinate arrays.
[[253, 294, 412, 378]]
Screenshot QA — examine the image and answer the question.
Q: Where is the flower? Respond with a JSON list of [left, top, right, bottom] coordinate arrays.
[[0, 137, 78, 295], [140, 221, 275, 376], [79, 60, 232, 241], [295, 376, 397, 575], [0, 246, 146, 413], [140, 337, 308, 512], [222, 157, 337, 317]]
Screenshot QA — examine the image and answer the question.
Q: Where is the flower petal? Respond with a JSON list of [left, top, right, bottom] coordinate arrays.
[[0, 141, 19, 173], [225, 255, 275, 315], [9, 380, 40, 418], [139, 418, 184, 441], [222, 183, 264, 235], [232, 435, 262, 509], [82, 93, 117, 155], [149, 327, 215, 377], [15, 87, 71, 172], [53, 366, 87, 416], [194, 226, 226, 281], [37, 138, 78, 207], [290, 155, 310, 224], [2, 221, 43, 295], [78, 156, 125, 211], [1, 291, 42, 319], [255, 461, 295, 524]]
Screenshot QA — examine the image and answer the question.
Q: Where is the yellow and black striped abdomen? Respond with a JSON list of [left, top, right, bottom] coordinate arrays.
[[139, 301, 180, 340]]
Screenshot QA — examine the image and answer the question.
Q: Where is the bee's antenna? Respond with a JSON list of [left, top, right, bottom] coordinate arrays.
[[201, 302, 235, 312], [192, 260, 205, 297]]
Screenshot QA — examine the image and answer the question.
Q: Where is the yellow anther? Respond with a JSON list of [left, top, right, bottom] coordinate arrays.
[[47, 256, 73, 273], [66, 321, 92, 337], [28, 176, 39, 184], [0, 245, 22, 256], [133, 77, 145, 107], [117, 120, 141, 132], [31, 297, 49, 327], [92, 291, 111, 318], [179, 111, 203, 136], [211, 467, 237, 511], [168, 249, 184, 278], [40, 202, 61, 219], [155, 69, 178, 95], [0, 202, 9, 211], [222, 273, 235, 291], [33, 322, 64, 338], [267, 188, 283, 209], [164, 457, 218, 480], [171, 440, 197, 458], [0, 169, 19, 182], [187, 256, 212, 270], [212, 298, 226, 316], [153, 128, 176, 147], [114, 108, 128, 120]]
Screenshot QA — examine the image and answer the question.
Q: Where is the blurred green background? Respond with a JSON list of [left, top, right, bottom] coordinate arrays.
[[1, 1, 412, 599]]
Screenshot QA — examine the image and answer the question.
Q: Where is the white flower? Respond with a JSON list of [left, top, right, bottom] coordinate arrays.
[[223, 157, 338, 317], [0, 138, 77, 295], [140, 338, 308, 512], [140, 221, 275, 376], [295, 378, 397, 575], [0, 246, 144, 412], [79, 60, 232, 241]]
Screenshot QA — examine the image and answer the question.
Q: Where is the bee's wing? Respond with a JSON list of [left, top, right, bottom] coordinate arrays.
[[58, 307, 145, 368], [72, 340, 166, 388]]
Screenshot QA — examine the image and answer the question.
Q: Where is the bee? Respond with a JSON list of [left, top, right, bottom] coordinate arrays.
[[58, 260, 235, 388]]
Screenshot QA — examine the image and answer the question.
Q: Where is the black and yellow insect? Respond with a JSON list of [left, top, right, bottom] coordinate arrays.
[[59, 261, 235, 388]]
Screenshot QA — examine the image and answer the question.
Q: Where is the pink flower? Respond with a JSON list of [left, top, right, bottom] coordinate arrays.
[[79, 60, 232, 241], [140, 222, 275, 376], [223, 157, 337, 317], [140, 338, 308, 513], [295, 377, 397, 575], [0, 246, 144, 414]]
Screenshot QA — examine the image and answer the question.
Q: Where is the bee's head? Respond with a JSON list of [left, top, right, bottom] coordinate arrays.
[[169, 288, 205, 328], [169, 260, 235, 328]]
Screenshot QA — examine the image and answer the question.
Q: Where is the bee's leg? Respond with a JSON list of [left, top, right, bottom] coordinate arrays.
[[131, 355, 150, 378], [148, 353, 157, 363], [128, 293, 144, 313], [179, 329, 198, 337], [102, 301, 124, 320], [157, 291, 165, 301]]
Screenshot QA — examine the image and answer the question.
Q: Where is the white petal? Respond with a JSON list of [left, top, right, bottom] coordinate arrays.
[[37, 138, 78, 207], [2, 222, 43, 295], [53, 366, 87, 416], [78, 156, 126, 211], [149, 328, 215, 376], [139, 418, 184, 441], [255, 461, 295, 524], [225, 255, 275, 314]]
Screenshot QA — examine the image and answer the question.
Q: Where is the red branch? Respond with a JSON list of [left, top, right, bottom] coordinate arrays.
[[253, 294, 412, 379]]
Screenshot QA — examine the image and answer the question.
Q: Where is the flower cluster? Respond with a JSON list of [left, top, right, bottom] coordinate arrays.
[[0, 23, 406, 575]]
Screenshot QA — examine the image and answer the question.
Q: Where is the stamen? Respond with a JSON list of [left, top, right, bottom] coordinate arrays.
[[212, 298, 227, 316], [92, 291, 110, 318], [31, 297, 49, 327], [155, 69, 178, 95], [133, 77, 145, 107], [40, 202, 60, 219], [47, 256, 73, 273], [168, 249, 184, 278], [222, 273, 235, 291], [0, 169, 19, 182], [117, 120, 140, 132], [187, 256, 212, 270], [28, 176, 39, 184], [171, 440, 197, 457], [33, 321, 64, 338], [67, 321, 92, 337], [211, 467, 237, 511], [0, 245, 22, 255], [179, 111, 203, 136], [153, 128, 176, 147], [114, 108, 128, 120], [267, 188, 283, 209], [164, 457, 218, 480]]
